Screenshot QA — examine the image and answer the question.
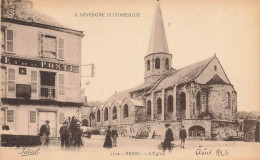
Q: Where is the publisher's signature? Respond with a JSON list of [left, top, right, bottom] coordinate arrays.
[[18, 147, 40, 156]]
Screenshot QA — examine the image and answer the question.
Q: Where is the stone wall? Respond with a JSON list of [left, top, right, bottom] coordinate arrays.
[[211, 120, 238, 140], [207, 84, 236, 121]]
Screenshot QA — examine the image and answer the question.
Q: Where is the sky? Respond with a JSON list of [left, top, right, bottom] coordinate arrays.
[[32, 0, 260, 112]]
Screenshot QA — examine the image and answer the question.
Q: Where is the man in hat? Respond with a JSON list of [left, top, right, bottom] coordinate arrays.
[[59, 121, 70, 149], [73, 122, 83, 150], [111, 126, 118, 147], [40, 120, 50, 148], [179, 125, 187, 149], [163, 123, 174, 152]]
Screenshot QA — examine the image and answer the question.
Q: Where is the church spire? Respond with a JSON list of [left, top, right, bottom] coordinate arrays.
[[147, 0, 169, 55]]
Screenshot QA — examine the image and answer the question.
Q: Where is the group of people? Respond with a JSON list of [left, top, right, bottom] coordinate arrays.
[[103, 126, 119, 148], [39, 116, 83, 150], [163, 123, 187, 152]]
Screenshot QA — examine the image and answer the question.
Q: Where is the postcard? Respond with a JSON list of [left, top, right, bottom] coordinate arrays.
[[0, 0, 260, 160]]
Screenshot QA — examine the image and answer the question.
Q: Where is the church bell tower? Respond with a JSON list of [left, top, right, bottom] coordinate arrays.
[[144, 0, 172, 83]]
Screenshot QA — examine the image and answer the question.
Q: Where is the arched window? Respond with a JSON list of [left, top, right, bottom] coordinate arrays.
[[189, 125, 205, 137], [155, 58, 160, 69], [157, 98, 162, 114], [227, 92, 231, 109], [196, 92, 201, 107], [147, 100, 151, 116], [167, 95, 173, 112], [82, 119, 88, 126], [180, 92, 186, 110], [112, 106, 117, 120], [97, 109, 100, 122], [104, 107, 108, 121], [165, 58, 169, 69], [124, 104, 129, 118], [147, 60, 150, 71]]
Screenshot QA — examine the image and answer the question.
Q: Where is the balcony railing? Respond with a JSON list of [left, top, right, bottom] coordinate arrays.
[[40, 85, 55, 100]]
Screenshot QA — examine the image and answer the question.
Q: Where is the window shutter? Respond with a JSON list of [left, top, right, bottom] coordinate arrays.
[[6, 29, 14, 53], [58, 38, 64, 60], [7, 110, 14, 122], [38, 33, 44, 56], [30, 111, 36, 123], [59, 74, 65, 96], [8, 68, 15, 92], [59, 112, 65, 124], [31, 70, 37, 94]]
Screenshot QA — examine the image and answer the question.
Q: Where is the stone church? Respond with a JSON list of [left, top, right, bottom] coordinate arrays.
[[86, 0, 238, 140]]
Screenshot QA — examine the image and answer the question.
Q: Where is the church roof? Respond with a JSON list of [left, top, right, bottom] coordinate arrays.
[[154, 56, 215, 90], [104, 81, 155, 104], [147, 0, 169, 55], [128, 98, 143, 107]]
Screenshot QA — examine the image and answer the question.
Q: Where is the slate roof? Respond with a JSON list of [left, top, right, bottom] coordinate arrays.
[[1, 1, 80, 32], [154, 56, 215, 90]]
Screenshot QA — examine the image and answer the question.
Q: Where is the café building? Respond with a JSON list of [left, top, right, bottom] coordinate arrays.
[[1, 0, 84, 138]]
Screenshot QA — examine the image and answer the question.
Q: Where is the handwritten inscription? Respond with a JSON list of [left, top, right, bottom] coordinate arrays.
[[195, 148, 228, 156]]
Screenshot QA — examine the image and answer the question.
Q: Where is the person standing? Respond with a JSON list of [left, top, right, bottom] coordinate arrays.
[[163, 123, 174, 152], [40, 120, 50, 148], [111, 126, 118, 147], [73, 122, 83, 150], [59, 121, 70, 149], [179, 125, 187, 149], [103, 126, 112, 148], [255, 116, 260, 142]]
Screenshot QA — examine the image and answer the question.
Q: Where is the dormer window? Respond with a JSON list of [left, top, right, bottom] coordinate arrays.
[[155, 58, 160, 69]]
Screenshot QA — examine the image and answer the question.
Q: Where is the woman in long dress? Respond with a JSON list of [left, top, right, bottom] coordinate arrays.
[[103, 126, 112, 148]]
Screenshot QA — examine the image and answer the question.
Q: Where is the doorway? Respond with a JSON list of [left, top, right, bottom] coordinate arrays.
[[38, 111, 57, 137]]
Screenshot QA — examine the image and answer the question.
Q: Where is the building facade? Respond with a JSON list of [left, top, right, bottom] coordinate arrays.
[[83, 0, 238, 140], [1, 0, 84, 137]]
